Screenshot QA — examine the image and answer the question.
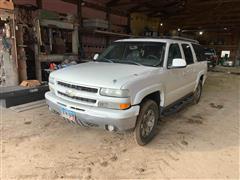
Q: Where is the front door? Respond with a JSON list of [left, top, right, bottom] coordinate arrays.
[[164, 43, 189, 106]]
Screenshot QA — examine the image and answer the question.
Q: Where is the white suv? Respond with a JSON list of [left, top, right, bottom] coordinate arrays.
[[45, 37, 207, 145]]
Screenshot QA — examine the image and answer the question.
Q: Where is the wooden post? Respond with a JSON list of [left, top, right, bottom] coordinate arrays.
[[127, 13, 131, 34], [36, 0, 43, 9], [72, 26, 79, 55], [106, 7, 111, 46], [77, 0, 83, 27], [77, 0, 82, 49], [35, 19, 42, 81], [35, 0, 42, 81], [0, 11, 18, 86], [235, 32, 240, 65], [16, 24, 28, 81]]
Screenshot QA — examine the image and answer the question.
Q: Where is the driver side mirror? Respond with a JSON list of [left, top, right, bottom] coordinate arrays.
[[171, 58, 187, 68], [93, 53, 99, 60]]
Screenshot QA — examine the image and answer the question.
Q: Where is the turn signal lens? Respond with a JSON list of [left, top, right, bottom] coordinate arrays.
[[98, 102, 131, 110], [119, 103, 130, 110]]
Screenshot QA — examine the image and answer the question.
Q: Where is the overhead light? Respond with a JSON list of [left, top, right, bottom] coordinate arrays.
[[224, 27, 228, 30], [199, 31, 203, 35], [81, 1, 85, 6], [160, 23, 163, 26]]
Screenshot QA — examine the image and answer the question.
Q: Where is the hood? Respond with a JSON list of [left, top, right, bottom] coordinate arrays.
[[51, 62, 156, 89]]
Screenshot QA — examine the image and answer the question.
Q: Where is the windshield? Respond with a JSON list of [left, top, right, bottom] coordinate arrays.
[[96, 42, 166, 67], [204, 48, 215, 55]]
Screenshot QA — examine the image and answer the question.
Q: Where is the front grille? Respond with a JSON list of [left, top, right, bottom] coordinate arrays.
[[58, 81, 98, 93], [58, 91, 97, 104]]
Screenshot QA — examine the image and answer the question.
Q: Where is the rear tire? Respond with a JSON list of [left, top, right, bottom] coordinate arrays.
[[193, 80, 202, 104], [134, 100, 159, 146]]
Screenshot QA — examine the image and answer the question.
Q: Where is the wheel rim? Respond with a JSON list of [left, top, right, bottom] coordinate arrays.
[[140, 109, 155, 138]]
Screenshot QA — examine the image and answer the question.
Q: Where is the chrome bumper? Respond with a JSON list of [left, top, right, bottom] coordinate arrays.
[[45, 92, 140, 131]]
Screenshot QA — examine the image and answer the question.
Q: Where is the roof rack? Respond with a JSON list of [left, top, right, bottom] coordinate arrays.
[[130, 36, 199, 44], [162, 36, 199, 44]]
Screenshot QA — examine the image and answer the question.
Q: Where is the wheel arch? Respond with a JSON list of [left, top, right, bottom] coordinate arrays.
[[195, 71, 206, 90], [133, 84, 165, 107]]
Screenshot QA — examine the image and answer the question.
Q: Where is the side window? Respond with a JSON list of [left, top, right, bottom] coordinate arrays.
[[192, 44, 206, 62], [182, 44, 194, 65], [167, 43, 182, 67]]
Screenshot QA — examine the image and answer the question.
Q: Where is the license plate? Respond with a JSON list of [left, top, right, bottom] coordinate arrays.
[[61, 108, 76, 122]]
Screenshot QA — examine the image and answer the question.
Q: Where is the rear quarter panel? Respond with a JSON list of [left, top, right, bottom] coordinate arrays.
[[195, 61, 208, 89]]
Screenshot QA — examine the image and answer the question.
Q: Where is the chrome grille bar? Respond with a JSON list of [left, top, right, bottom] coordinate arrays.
[[58, 91, 97, 104], [57, 81, 98, 93]]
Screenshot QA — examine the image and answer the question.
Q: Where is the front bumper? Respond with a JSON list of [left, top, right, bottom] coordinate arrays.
[[45, 92, 140, 131]]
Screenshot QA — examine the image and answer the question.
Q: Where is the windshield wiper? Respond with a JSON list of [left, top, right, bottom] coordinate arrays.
[[100, 58, 115, 63], [120, 60, 143, 66]]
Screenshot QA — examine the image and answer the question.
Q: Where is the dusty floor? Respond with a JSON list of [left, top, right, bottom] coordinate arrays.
[[1, 68, 240, 179]]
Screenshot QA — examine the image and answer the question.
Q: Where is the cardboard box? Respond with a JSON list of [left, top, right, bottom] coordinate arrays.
[[0, 0, 14, 10], [20, 80, 41, 88]]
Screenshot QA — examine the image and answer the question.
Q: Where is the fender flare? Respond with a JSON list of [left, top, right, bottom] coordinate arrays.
[[133, 84, 165, 107], [195, 71, 206, 90]]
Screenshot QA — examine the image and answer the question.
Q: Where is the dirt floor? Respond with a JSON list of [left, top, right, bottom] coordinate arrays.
[[1, 67, 240, 179]]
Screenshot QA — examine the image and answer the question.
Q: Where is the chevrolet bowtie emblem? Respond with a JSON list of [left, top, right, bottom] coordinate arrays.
[[66, 90, 75, 97]]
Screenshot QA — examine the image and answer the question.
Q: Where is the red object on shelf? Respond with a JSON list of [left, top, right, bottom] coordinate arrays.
[[49, 63, 56, 71]]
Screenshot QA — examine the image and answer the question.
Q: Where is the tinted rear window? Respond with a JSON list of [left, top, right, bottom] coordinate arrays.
[[192, 44, 206, 62], [182, 44, 194, 64]]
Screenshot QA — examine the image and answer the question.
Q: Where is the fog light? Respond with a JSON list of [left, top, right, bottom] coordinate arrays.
[[107, 125, 115, 132]]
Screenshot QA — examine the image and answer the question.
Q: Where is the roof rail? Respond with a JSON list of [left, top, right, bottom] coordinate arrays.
[[130, 36, 199, 44], [162, 36, 199, 44]]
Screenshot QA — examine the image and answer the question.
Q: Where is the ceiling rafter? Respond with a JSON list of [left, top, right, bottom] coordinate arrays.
[[60, 0, 240, 30]]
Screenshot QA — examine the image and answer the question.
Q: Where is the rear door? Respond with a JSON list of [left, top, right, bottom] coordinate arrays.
[[180, 43, 196, 93], [192, 43, 208, 84]]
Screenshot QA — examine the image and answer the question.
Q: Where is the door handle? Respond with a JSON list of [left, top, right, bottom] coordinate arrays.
[[186, 69, 193, 73]]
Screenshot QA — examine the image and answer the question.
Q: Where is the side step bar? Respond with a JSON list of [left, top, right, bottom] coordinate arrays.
[[161, 94, 194, 117]]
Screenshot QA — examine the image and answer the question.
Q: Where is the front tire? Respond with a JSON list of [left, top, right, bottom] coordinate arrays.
[[134, 100, 159, 146]]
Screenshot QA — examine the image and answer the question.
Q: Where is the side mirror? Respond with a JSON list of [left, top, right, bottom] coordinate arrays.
[[93, 53, 99, 60], [171, 58, 187, 68]]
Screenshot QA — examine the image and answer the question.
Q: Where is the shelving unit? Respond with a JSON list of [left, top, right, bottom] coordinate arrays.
[[80, 28, 134, 58], [34, 10, 79, 81]]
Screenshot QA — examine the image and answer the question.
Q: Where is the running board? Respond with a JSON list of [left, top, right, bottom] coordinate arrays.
[[161, 94, 194, 117]]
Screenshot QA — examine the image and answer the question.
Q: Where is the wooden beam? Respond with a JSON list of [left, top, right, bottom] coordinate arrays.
[[147, 1, 184, 17], [169, 18, 240, 27], [109, 0, 154, 7], [187, 0, 240, 6], [169, 11, 240, 20], [107, 0, 121, 7], [181, 23, 240, 29], [62, 0, 127, 16], [128, 0, 157, 12]]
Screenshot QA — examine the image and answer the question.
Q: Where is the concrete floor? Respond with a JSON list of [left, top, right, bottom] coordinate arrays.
[[1, 68, 240, 179]]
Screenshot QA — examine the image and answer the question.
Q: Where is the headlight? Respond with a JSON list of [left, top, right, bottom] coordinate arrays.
[[49, 85, 55, 93], [49, 76, 55, 85], [98, 101, 130, 110], [100, 88, 129, 98]]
